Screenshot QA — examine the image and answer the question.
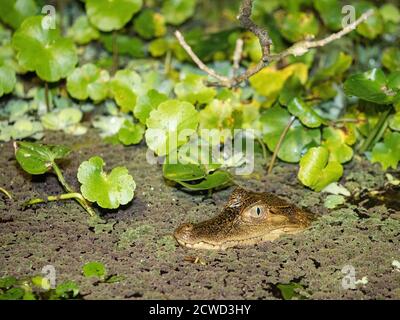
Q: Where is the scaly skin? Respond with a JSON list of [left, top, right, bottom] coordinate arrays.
[[174, 188, 312, 250]]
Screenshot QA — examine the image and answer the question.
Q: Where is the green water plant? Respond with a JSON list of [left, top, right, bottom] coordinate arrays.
[[15, 142, 136, 216]]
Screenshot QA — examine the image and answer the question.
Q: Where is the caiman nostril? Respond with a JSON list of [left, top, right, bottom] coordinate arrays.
[[175, 223, 194, 240]]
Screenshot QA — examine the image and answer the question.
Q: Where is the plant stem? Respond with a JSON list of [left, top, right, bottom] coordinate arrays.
[[24, 192, 87, 207], [112, 30, 119, 75], [52, 163, 96, 217], [268, 116, 296, 175], [256, 136, 268, 164], [44, 82, 51, 112], [359, 108, 392, 153], [164, 50, 172, 74], [0, 187, 12, 200]]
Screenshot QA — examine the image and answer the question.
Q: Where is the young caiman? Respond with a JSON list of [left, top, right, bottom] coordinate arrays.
[[174, 187, 312, 250]]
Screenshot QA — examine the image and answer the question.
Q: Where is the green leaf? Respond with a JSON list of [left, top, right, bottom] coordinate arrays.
[[66, 64, 110, 103], [133, 9, 166, 39], [163, 163, 206, 182], [389, 112, 400, 131], [16, 142, 71, 175], [77, 156, 136, 209], [41, 108, 87, 136], [178, 170, 232, 191], [313, 0, 342, 31], [174, 74, 216, 105], [134, 89, 168, 125], [110, 70, 141, 112], [145, 100, 199, 156], [67, 15, 100, 45], [31, 276, 51, 290], [355, 5, 384, 40], [311, 51, 353, 84], [276, 283, 307, 300], [118, 120, 145, 145], [382, 47, 400, 72], [105, 275, 125, 284], [371, 131, 400, 170], [322, 127, 354, 164], [12, 16, 78, 82], [324, 195, 346, 209], [260, 105, 321, 163], [100, 34, 145, 59], [0, 287, 25, 300], [344, 69, 397, 105], [276, 11, 320, 43], [86, 0, 143, 32], [298, 146, 344, 192], [55, 281, 80, 299], [288, 98, 324, 128], [82, 262, 107, 280], [0, 0, 38, 29], [161, 0, 197, 26], [0, 65, 16, 97], [0, 276, 17, 289], [380, 4, 400, 24]]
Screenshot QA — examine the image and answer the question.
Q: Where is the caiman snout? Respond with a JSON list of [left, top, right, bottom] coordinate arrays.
[[174, 223, 194, 242]]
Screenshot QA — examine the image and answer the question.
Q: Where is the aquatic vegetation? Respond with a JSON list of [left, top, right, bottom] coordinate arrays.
[[15, 142, 136, 215]]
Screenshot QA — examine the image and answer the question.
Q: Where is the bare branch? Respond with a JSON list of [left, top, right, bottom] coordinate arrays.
[[174, 30, 229, 84], [175, 1, 374, 88], [232, 38, 244, 76], [269, 9, 374, 62]]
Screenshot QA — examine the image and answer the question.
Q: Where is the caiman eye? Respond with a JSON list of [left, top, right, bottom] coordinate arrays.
[[244, 205, 265, 219], [256, 207, 261, 215]]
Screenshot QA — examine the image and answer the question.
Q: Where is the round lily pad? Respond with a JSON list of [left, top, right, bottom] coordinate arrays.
[[86, 0, 143, 32], [12, 16, 78, 82], [0, 65, 16, 97], [78, 156, 136, 209], [66, 64, 110, 103], [145, 100, 199, 156], [0, 0, 38, 29], [110, 70, 142, 113], [161, 0, 197, 26], [67, 15, 100, 45]]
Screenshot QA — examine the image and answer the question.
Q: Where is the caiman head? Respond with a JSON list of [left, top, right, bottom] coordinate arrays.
[[174, 187, 312, 250]]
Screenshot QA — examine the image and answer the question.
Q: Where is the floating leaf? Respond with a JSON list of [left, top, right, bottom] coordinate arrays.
[[276, 283, 307, 300], [0, 0, 38, 29], [161, 0, 197, 26], [118, 120, 145, 145], [174, 74, 216, 105], [311, 51, 352, 84], [133, 9, 166, 39], [324, 195, 346, 209], [110, 70, 141, 112], [55, 281, 80, 299], [41, 108, 87, 136], [389, 112, 400, 131], [82, 262, 106, 280], [178, 170, 232, 191], [322, 127, 354, 164], [0, 65, 16, 97], [288, 98, 324, 128], [371, 131, 400, 170], [145, 100, 199, 156], [344, 69, 397, 105], [298, 146, 343, 192], [77, 156, 136, 209], [0, 287, 25, 300], [260, 105, 321, 163], [0, 277, 17, 289], [163, 163, 206, 182], [67, 15, 100, 45], [67, 64, 110, 103], [16, 142, 71, 175], [134, 89, 168, 125], [12, 16, 77, 82], [86, 0, 143, 32]]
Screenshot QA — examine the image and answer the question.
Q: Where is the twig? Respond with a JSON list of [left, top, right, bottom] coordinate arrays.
[[269, 9, 374, 62], [174, 30, 230, 84], [232, 38, 244, 77], [268, 116, 296, 175], [0, 187, 12, 200], [175, 0, 374, 88]]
